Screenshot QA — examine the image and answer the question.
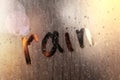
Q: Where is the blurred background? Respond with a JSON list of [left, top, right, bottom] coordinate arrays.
[[0, 0, 120, 80]]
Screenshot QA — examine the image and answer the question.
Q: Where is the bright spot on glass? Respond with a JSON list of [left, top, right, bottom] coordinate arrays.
[[5, 1, 30, 36]]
